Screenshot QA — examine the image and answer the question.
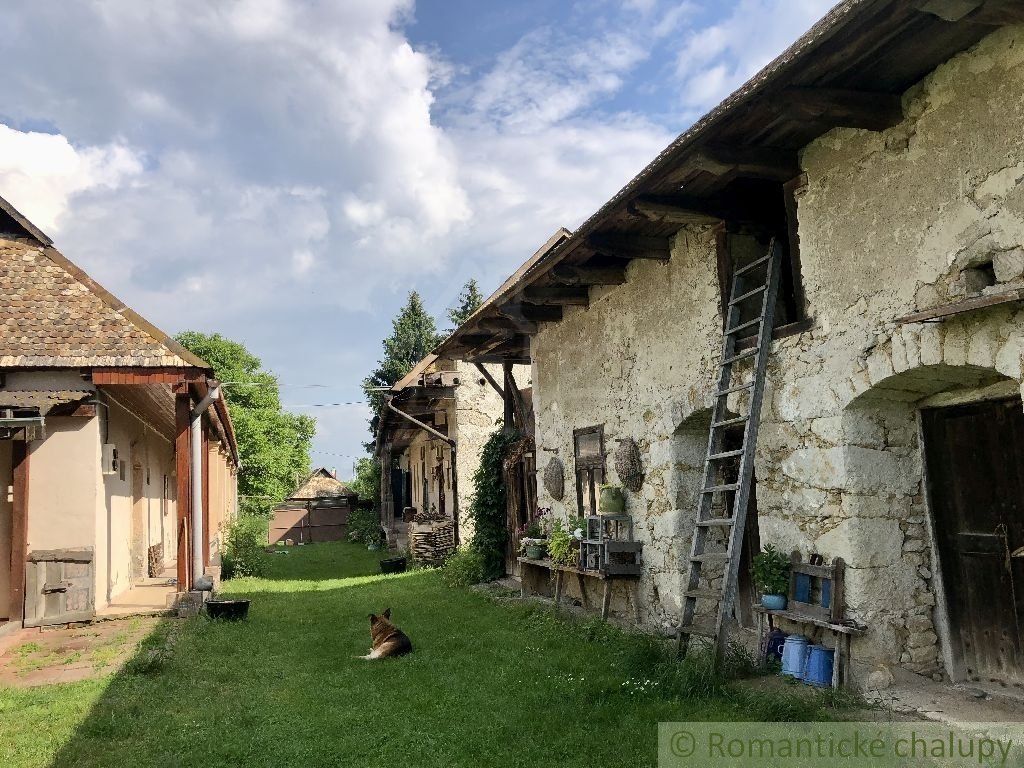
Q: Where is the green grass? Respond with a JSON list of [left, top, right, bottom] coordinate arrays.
[[0, 542, 847, 768]]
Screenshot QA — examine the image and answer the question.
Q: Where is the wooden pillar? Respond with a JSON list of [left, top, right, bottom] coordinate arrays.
[[174, 391, 191, 590], [202, 420, 210, 570], [502, 362, 515, 431], [10, 440, 29, 624]]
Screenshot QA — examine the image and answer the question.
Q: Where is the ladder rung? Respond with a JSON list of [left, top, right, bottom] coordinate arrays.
[[708, 449, 744, 461], [726, 317, 761, 336], [691, 552, 729, 563], [712, 416, 747, 429], [702, 483, 739, 494], [715, 382, 754, 397], [734, 253, 772, 277], [696, 517, 736, 527], [678, 622, 717, 639], [722, 349, 757, 366], [729, 284, 767, 305], [684, 589, 722, 601]]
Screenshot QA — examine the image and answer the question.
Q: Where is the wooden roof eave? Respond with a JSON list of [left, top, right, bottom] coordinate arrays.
[[434, 0, 1007, 361]]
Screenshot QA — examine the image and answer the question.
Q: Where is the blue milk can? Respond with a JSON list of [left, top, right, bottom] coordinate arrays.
[[781, 635, 810, 679], [803, 645, 835, 687]]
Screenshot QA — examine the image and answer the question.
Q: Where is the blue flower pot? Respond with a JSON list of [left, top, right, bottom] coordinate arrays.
[[761, 594, 787, 611]]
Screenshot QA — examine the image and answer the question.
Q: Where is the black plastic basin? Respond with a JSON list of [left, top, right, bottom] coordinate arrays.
[[206, 599, 250, 620], [380, 557, 407, 574]]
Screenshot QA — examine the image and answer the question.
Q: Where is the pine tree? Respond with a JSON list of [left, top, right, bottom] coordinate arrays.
[[445, 278, 484, 332], [363, 291, 443, 439]]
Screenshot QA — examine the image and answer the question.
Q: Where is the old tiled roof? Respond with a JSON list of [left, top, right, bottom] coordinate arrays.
[[0, 389, 94, 414], [288, 468, 354, 500], [0, 197, 209, 369]]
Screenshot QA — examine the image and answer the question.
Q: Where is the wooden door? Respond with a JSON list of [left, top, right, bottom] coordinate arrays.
[[24, 550, 95, 627], [922, 398, 1024, 684]]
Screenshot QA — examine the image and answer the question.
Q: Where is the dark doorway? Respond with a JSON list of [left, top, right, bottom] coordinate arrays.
[[922, 397, 1024, 685]]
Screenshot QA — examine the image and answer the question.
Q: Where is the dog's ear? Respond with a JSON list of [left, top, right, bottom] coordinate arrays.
[[382, 608, 392, 620], [368, 613, 377, 624]]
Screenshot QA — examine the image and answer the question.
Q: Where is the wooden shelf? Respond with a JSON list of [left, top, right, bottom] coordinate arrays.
[[754, 605, 866, 635], [896, 288, 1024, 325], [517, 556, 639, 581]]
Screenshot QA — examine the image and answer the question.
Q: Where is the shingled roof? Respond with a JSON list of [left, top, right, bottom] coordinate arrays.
[[0, 196, 209, 370]]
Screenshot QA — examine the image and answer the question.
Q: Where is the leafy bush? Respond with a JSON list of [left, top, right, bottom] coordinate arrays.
[[466, 427, 521, 580], [440, 547, 485, 588], [221, 515, 268, 579], [547, 519, 579, 567], [346, 504, 383, 545]]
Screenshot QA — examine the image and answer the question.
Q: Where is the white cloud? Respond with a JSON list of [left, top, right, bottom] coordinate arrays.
[[0, 126, 142, 233]]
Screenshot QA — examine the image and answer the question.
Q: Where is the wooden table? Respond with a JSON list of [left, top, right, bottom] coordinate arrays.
[[517, 557, 641, 622], [755, 606, 866, 688]]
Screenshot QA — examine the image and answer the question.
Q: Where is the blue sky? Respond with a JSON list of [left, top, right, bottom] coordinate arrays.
[[0, 0, 833, 477]]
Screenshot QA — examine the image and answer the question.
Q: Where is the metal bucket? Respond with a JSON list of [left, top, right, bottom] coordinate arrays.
[[781, 634, 809, 679], [803, 645, 835, 687]]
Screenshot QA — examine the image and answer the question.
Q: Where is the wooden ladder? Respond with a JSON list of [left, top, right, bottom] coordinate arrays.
[[676, 237, 782, 664]]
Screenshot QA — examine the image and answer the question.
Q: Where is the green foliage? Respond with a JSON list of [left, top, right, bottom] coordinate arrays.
[[175, 332, 315, 515], [347, 456, 381, 507], [547, 520, 579, 567], [466, 427, 520, 580], [362, 292, 443, 440], [346, 505, 383, 546], [752, 544, 791, 595], [221, 515, 268, 580], [440, 547, 485, 588], [445, 278, 484, 333]]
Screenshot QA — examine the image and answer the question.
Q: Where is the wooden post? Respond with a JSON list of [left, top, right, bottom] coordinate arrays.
[[502, 362, 515, 431], [175, 391, 191, 590], [10, 440, 29, 624], [202, 420, 210, 570], [601, 580, 612, 621]]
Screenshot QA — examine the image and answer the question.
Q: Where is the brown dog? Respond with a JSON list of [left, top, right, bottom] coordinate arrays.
[[361, 608, 413, 659]]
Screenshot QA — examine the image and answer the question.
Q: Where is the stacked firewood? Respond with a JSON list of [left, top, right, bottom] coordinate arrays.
[[410, 519, 455, 566]]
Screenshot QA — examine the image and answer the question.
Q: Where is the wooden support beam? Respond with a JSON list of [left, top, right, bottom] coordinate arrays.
[[587, 233, 671, 261], [551, 264, 627, 286], [521, 285, 589, 306], [774, 87, 903, 132], [474, 363, 505, 400], [500, 303, 563, 323], [629, 197, 722, 226], [674, 144, 801, 182], [10, 440, 29, 624], [965, 0, 1024, 24], [914, 0, 982, 21], [475, 316, 539, 335], [175, 393, 191, 591], [202, 419, 210, 571]]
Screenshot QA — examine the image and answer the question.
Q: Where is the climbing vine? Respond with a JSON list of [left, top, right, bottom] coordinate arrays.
[[467, 426, 520, 581]]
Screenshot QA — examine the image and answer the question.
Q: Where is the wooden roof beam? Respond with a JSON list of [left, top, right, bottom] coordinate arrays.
[[499, 302, 563, 323], [629, 197, 722, 226], [550, 264, 627, 287], [521, 285, 590, 306], [773, 87, 903, 132], [677, 144, 801, 182], [475, 316, 539, 335], [965, 0, 1024, 24], [587, 233, 671, 262]]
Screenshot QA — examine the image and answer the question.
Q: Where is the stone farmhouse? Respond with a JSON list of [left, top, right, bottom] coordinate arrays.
[[375, 351, 531, 563], [441, 2, 1024, 690], [0, 195, 238, 631]]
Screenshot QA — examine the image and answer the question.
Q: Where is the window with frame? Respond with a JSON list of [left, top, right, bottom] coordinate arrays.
[[573, 426, 606, 517]]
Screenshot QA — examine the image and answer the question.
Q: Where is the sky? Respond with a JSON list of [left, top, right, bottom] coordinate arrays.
[[0, 0, 835, 478]]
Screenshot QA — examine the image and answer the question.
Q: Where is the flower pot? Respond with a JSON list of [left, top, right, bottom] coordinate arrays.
[[761, 593, 787, 611], [598, 486, 626, 515], [525, 543, 547, 560], [206, 599, 250, 621]]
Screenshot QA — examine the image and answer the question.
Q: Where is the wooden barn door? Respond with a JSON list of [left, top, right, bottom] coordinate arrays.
[[922, 398, 1024, 684]]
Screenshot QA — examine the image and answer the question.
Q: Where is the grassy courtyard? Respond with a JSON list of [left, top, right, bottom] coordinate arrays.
[[0, 542, 847, 768]]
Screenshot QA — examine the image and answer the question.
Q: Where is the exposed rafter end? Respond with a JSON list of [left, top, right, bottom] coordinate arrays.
[[629, 198, 722, 226], [499, 303, 563, 323], [774, 87, 903, 132], [521, 285, 589, 306], [914, 0, 983, 22], [550, 264, 627, 287], [587, 232, 672, 261]]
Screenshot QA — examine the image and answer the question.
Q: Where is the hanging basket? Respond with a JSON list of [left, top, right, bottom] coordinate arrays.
[[614, 438, 644, 493], [543, 457, 565, 500]]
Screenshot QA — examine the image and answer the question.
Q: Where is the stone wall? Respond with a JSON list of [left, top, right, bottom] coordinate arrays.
[[529, 24, 1024, 677]]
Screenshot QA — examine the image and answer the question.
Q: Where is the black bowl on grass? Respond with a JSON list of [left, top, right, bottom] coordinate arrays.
[[380, 557, 407, 574], [206, 599, 250, 620]]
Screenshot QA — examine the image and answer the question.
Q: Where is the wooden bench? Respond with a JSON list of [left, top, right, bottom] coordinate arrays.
[[755, 554, 866, 688], [517, 557, 641, 623]]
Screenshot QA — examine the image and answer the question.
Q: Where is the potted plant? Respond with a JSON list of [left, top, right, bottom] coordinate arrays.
[[598, 484, 626, 515], [522, 539, 547, 560], [547, 520, 579, 567], [752, 544, 790, 610], [517, 508, 550, 560]]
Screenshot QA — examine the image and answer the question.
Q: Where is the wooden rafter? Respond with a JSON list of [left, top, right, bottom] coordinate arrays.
[[666, 144, 800, 185], [475, 316, 539, 335], [587, 233, 671, 262], [629, 197, 722, 226], [521, 285, 589, 306], [500, 303, 563, 323], [551, 264, 627, 286], [773, 87, 903, 132]]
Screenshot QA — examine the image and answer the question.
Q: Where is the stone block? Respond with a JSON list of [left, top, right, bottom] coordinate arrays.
[[967, 324, 999, 368], [993, 247, 1024, 282], [995, 335, 1024, 378], [815, 517, 902, 568], [908, 630, 937, 649], [781, 446, 845, 490], [919, 325, 943, 366], [942, 323, 968, 366], [866, 348, 895, 386], [846, 446, 920, 494]]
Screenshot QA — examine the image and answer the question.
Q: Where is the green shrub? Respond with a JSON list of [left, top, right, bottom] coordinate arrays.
[[346, 504, 383, 545], [440, 547, 485, 588], [466, 427, 521, 580], [221, 515, 268, 579], [547, 519, 579, 567], [752, 544, 790, 595]]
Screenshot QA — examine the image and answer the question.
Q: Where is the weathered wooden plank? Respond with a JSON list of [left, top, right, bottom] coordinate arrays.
[[587, 233, 671, 261], [551, 264, 627, 286], [896, 288, 1024, 324], [774, 87, 903, 132], [521, 285, 590, 305], [500, 303, 563, 323]]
